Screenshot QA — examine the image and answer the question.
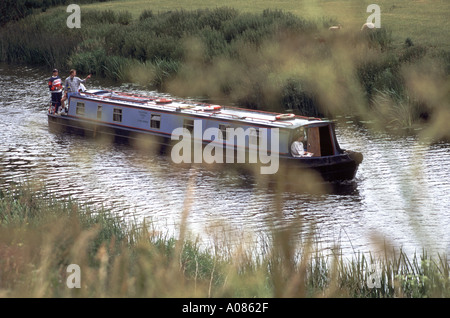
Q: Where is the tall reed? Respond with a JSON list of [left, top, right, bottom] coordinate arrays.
[[0, 182, 448, 297]]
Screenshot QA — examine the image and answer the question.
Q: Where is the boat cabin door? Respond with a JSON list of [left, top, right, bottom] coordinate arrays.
[[306, 125, 335, 157]]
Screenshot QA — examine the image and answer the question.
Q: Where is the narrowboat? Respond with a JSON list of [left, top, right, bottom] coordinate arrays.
[[47, 90, 363, 181]]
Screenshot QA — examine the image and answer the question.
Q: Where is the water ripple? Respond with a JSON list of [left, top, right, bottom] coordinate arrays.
[[0, 63, 449, 258]]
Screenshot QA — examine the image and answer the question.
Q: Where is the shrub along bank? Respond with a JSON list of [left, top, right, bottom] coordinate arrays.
[[0, 6, 449, 130]]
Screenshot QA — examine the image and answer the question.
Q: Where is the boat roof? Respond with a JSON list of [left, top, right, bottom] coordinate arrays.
[[81, 89, 326, 129]]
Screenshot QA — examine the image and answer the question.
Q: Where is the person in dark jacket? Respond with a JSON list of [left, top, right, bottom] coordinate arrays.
[[48, 69, 63, 114]]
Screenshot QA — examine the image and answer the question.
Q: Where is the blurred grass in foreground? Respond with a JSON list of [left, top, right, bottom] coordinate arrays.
[[0, 181, 448, 297]]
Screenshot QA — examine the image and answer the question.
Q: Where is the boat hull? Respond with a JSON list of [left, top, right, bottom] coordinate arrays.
[[48, 114, 362, 182]]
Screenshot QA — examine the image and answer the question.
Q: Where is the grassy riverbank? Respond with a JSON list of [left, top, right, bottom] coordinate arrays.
[[0, 182, 448, 297], [82, 0, 450, 51], [0, 1, 449, 136], [0, 0, 111, 26]]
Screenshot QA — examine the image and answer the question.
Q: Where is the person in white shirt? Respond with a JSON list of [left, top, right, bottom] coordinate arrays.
[[291, 134, 313, 157], [61, 69, 91, 105]]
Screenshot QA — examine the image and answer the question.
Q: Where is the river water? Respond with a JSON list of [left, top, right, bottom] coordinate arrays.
[[1, 63, 449, 259]]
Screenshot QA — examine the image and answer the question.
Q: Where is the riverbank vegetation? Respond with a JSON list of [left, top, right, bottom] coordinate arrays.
[[0, 182, 448, 297], [0, 2, 449, 138], [0, 0, 111, 26]]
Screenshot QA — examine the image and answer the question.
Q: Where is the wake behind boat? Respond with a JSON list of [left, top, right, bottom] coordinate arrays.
[[47, 89, 363, 181]]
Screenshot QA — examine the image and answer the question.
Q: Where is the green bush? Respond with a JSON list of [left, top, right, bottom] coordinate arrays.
[[69, 49, 107, 76], [0, 0, 111, 26], [83, 9, 119, 24], [199, 27, 228, 62], [103, 55, 134, 81], [196, 7, 238, 31], [356, 54, 401, 101], [438, 50, 450, 75], [139, 9, 154, 21], [399, 45, 427, 63], [281, 78, 322, 117], [0, 25, 80, 68]]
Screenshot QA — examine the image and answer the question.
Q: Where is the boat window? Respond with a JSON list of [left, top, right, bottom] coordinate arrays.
[[97, 105, 102, 120], [76, 102, 85, 115], [183, 119, 194, 133], [249, 128, 259, 146], [218, 124, 230, 141], [113, 108, 122, 122], [151, 114, 161, 129]]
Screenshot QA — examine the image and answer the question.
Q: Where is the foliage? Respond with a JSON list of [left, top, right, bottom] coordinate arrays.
[[0, 5, 448, 127], [0, 0, 111, 26], [0, 183, 448, 297]]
